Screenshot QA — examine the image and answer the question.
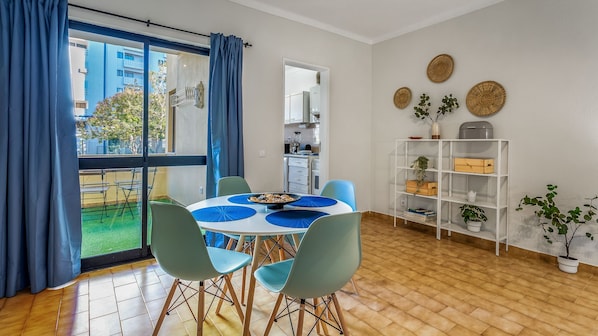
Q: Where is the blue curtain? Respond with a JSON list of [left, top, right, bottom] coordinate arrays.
[[0, 0, 82, 297], [206, 33, 244, 247]]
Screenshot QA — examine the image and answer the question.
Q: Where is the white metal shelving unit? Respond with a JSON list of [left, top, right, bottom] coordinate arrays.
[[393, 139, 510, 255]]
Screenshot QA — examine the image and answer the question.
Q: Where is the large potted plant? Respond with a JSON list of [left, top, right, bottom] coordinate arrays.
[[516, 184, 597, 273], [413, 93, 459, 139], [459, 204, 487, 232]]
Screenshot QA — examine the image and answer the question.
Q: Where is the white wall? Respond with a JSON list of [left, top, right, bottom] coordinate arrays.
[[69, 0, 373, 210], [68, 0, 598, 266], [372, 0, 598, 266]]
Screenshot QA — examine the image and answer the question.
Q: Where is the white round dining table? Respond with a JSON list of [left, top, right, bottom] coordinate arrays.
[[186, 193, 353, 336]]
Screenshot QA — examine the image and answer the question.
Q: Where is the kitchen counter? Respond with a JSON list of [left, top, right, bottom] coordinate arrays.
[[284, 153, 319, 157], [283, 155, 319, 194]]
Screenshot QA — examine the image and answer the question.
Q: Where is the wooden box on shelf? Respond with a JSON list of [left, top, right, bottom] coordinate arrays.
[[405, 180, 438, 196], [454, 157, 494, 174]]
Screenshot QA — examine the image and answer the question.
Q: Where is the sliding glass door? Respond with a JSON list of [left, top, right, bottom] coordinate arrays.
[[70, 21, 209, 270]]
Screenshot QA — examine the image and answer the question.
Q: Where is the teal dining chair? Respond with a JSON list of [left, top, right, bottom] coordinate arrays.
[[149, 202, 251, 336], [320, 179, 360, 295], [217, 175, 252, 196], [215, 176, 255, 306], [215, 175, 279, 307], [320, 179, 357, 211], [254, 211, 362, 336]]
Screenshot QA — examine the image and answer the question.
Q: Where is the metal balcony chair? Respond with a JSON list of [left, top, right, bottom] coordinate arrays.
[[80, 169, 110, 222], [118, 167, 157, 217], [254, 212, 362, 336], [149, 202, 251, 336]]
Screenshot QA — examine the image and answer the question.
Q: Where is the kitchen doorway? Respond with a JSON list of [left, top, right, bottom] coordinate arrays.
[[283, 60, 329, 192]]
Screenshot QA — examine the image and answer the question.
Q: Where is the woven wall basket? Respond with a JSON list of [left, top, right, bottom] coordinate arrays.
[[427, 54, 454, 83], [393, 87, 411, 109], [466, 80, 506, 116]]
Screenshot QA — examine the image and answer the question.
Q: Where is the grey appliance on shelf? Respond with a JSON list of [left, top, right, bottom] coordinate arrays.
[[459, 121, 493, 139]]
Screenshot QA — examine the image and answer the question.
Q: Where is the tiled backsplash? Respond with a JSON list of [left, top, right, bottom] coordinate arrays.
[[284, 123, 320, 152]]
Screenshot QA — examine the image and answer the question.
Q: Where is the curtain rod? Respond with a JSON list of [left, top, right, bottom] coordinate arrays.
[[68, 3, 253, 48]]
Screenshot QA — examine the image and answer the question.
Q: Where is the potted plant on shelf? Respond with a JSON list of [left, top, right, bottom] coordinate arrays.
[[413, 93, 459, 139], [459, 204, 487, 232], [410, 156, 429, 193], [516, 184, 597, 274], [406, 156, 437, 195]]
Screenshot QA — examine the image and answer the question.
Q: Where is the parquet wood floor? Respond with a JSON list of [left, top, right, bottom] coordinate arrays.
[[1, 213, 597, 335]]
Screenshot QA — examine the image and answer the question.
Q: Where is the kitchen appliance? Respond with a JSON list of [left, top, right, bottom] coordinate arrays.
[[290, 131, 301, 153], [283, 156, 289, 192], [311, 159, 320, 194], [459, 121, 493, 139]]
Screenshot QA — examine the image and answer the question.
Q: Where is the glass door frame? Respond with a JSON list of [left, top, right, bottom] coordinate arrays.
[[70, 20, 209, 271]]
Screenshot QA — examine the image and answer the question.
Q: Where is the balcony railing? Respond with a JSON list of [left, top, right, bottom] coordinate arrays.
[[123, 59, 143, 69]]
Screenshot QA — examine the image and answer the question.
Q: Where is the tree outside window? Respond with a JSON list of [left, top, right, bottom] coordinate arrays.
[[77, 63, 167, 155]]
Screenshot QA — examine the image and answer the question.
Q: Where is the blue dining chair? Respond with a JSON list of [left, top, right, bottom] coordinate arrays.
[[320, 179, 357, 211], [254, 212, 362, 336], [149, 202, 251, 336], [320, 179, 360, 295]]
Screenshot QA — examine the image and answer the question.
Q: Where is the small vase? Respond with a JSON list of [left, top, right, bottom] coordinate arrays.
[[467, 190, 477, 203], [431, 122, 440, 139]]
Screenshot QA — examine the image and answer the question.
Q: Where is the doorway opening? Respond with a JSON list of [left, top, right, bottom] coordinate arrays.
[[283, 60, 330, 192]]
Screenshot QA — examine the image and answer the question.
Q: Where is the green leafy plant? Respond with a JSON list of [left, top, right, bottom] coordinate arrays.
[[459, 204, 487, 223], [516, 184, 597, 259], [410, 156, 429, 189], [77, 63, 167, 154], [413, 93, 459, 123]]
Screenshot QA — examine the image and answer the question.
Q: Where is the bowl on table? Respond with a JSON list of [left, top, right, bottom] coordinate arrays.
[[247, 193, 301, 209]]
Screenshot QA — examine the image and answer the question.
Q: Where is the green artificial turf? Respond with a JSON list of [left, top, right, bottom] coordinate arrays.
[[81, 203, 144, 257], [81, 198, 174, 258]]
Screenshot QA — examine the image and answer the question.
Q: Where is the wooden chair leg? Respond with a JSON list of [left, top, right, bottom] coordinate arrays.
[[241, 265, 247, 305], [263, 240, 276, 262], [197, 281, 205, 336], [276, 235, 285, 261], [331, 293, 349, 336], [297, 299, 306, 336], [223, 274, 245, 321], [225, 238, 235, 250], [264, 293, 284, 336], [350, 277, 360, 295], [313, 297, 329, 335], [215, 280, 228, 314], [153, 279, 179, 336]]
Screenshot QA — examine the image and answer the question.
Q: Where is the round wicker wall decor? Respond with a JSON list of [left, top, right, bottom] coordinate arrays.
[[466, 80, 506, 116], [393, 87, 412, 109], [427, 54, 454, 83]]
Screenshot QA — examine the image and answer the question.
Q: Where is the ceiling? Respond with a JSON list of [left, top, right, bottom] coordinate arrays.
[[229, 0, 503, 44]]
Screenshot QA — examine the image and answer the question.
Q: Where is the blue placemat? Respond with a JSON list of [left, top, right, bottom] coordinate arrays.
[[290, 196, 337, 207], [191, 206, 256, 222], [227, 194, 254, 205], [266, 210, 328, 228]]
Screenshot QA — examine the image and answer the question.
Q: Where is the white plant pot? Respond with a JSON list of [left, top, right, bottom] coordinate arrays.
[[557, 256, 579, 274], [467, 221, 482, 232]]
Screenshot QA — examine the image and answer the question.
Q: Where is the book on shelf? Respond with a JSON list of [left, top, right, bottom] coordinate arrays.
[[403, 208, 436, 223]]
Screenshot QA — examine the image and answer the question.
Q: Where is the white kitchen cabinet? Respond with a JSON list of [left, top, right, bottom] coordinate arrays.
[[393, 139, 509, 256], [286, 156, 311, 194], [285, 91, 310, 124]]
